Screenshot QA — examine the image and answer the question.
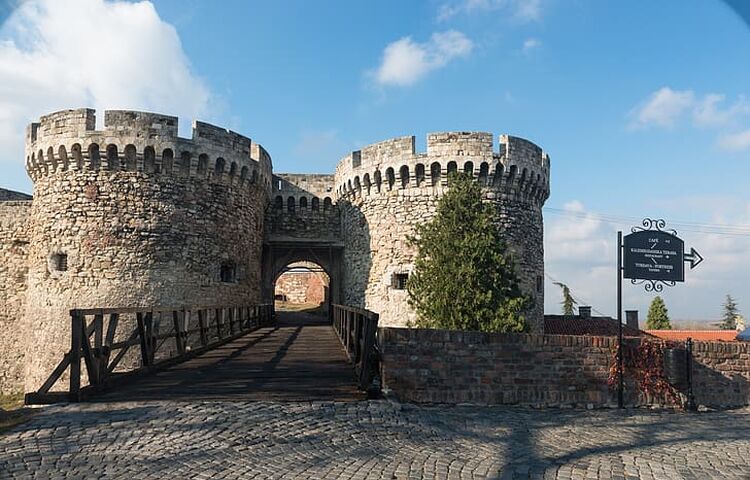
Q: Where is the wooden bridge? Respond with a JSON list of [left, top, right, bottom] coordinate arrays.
[[26, 304, 379, 404]]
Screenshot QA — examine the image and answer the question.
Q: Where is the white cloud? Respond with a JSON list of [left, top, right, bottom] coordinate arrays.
[[0, 0, 210, 173], [373, 30, 473, 87], [693, 93, 750, 127], [437, 0, 542, 22], [628, 87, 695, 129], [522, 38, 541, 54], [629, 87, 750, 150], [718, 130, 750, 151], [545, 201, 611, 263], [544, 200, 750, 321]]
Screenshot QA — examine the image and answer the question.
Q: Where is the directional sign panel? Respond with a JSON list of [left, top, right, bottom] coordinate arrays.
[[623, 230, 684, 282]]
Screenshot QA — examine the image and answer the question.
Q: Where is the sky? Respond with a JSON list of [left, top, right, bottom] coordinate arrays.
[[1, 0, 749, 321]]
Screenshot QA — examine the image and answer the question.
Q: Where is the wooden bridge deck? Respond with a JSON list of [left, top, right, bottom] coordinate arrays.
[[95, 310, 365, 402]]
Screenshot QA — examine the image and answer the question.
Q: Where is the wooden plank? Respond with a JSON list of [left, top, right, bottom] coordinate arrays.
[[69, 312, 83, 402], [105, 314, 118, 347], [80, 320, 100, 385], [107, 329, 139, 374], [93, 314, 103, 351], [198, 310, 208, 346], [183, 309, 192, 344], [173, 310, 185, 356], [73, 304, 272, 316], [37, 353, 71, 395], [216, 308, 223, 339], [136, 312, 151, 368]]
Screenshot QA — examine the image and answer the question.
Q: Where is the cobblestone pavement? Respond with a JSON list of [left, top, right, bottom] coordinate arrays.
[[1, 401, 749, 479]]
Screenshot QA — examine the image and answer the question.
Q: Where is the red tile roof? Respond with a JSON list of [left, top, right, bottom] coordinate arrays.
[[645, 330, 739, 342], [544, 316, 643, 337]]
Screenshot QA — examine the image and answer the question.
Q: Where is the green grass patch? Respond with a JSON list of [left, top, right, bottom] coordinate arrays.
[[0, 393, 34, 433]]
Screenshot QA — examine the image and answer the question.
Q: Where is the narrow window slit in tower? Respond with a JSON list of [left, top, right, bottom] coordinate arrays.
[[220, 262, 236, 283], [52, 253, 68, 272], [392, 273, 408, 290]]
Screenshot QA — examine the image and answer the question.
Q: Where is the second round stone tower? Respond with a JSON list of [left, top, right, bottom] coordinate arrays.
[[335, 132, 550, 331]]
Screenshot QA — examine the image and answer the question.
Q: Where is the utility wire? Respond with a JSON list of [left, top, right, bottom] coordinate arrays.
[[544, 272, 611, 318], [543, 207, 750, 237]]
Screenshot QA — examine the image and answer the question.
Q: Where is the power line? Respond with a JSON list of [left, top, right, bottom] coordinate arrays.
[[544, 272, 611, 318], [543, 207, 750, 237]]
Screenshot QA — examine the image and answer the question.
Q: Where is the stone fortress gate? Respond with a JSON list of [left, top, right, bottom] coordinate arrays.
[[0, 108, 550, 394]]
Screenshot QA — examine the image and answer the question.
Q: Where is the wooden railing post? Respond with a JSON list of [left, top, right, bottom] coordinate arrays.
[[198, 310, 208, 346], [69, 310, 83, 402], [183, 309, 191, 349], [173, 310, 186, 356], [216, 308, 223, 339], [136, 312, 151, 368]]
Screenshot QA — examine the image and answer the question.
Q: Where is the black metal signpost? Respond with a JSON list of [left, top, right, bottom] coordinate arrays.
[[616, 218, 703, 408]]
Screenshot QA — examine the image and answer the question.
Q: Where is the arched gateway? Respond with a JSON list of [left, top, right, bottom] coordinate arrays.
[[263, 174, 343, 308]]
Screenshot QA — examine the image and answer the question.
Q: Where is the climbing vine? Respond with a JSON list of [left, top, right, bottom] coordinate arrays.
[[607, 340, 681, 406]]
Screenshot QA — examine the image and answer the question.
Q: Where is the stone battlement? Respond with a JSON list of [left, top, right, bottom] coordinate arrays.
[[25, 109, 273, 192], [271, 173, 337, 211], [335, 132, 550, 205]]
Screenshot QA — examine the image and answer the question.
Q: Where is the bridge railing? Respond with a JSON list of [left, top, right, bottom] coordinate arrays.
[[26, 303, 275, 404], [331, 304, 379, 392]]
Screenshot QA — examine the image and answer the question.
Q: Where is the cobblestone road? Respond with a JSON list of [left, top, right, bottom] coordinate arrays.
[[1, 401, 749, 479]]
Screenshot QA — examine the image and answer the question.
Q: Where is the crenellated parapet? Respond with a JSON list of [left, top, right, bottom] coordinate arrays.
[[266, 173, 341, 242], [334, 132, 550, 206], [270, 173, 337, 212], [25, 109, 272, 194]]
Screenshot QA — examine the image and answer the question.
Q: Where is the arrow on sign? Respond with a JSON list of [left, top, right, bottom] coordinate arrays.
[[684, 248, 704, 269]]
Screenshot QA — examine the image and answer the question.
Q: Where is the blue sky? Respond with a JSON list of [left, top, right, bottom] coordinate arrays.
[[1, 0, 749, 321]]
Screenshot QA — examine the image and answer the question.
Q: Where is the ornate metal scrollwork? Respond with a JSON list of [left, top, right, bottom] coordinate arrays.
[[630, 278, 676, 292], [630, 218, 677, 236]]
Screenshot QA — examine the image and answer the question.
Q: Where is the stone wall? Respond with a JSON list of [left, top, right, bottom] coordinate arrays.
[[380, 328, 750, 409], [0, 188, 32, 201], [691, 341, 750, 407], [335, 133, 549, 330], [0, 201, 32, 393], [275, 270, 327, 304], [20, 109, 271, 391], [266, 174, 340, 241]]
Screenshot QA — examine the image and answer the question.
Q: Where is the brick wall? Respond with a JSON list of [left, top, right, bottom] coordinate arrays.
[[379, 327, 750, 409], [691, 341, 750, 407], [275, 271, 326, 304]]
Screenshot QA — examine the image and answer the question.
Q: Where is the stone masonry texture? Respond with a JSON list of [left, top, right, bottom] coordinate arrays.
[[0, 201, 31, 394], [1, 400, 749, 479], [336, 132, 549, 329], [1, 108, 550, 394], [275, 270, 327, 304], [380, 327, 750, 409]]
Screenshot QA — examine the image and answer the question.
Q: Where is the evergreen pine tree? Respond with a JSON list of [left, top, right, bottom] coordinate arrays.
[[406, 172, 532, 333], [553, 282, 577, 316], [646, 296, 671, 329], [721, 294, 740, 330]]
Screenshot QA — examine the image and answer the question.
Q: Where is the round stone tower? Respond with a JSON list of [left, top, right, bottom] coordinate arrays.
[[22, 108, 272, 390], [334, 132, 550, 331]]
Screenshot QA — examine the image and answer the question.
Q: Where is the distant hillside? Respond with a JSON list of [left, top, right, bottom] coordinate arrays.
[[0, 188, 32, 201], [671, 319, 722, 330]]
